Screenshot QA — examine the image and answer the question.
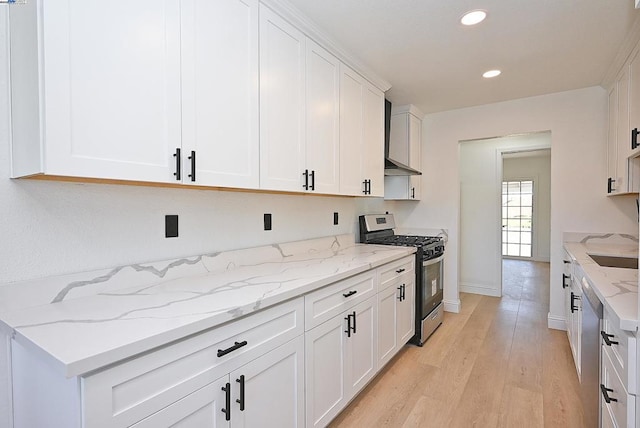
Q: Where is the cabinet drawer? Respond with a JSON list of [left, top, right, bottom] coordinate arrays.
[[602, 307, 637, 394], [378, 256, 414, 290], [601, 348, 636, 428], [305, 270, 376, 330], [82, 297, 304, 428]]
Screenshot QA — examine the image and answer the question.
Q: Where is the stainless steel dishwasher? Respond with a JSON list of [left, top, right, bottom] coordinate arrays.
[[581, 277, 602, 428]]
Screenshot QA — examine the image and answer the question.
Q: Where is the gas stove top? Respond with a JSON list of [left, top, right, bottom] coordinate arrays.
[[359, 214, 445, 260]]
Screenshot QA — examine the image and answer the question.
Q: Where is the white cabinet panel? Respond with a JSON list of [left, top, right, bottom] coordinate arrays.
[[607, 85, 619, 194], [259, 5, 306, 192], [377, 285, 399, 367], [384, 108, 422, 200], [339, 65, 366, 196], [347, 297, 378, 396], [11, 0, 182, 181], [181, 0, 259, 188], [230, 336, 305, 428], [306, 40, 340, 194], [131, 378, 229, 428], [397, 276, 415, 346], [362, 84, 385, 197]]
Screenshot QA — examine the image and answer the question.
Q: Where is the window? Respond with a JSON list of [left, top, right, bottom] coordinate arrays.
[[502, 180, 533, 258]]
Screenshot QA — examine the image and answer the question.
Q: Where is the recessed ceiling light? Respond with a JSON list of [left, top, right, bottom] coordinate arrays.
[[483, 69, 501, 78], [461, 10, 487, 26]]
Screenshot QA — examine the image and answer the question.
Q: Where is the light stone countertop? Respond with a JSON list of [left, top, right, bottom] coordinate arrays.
[[563, 235, 638, 332], [0, 234, 415, 378]]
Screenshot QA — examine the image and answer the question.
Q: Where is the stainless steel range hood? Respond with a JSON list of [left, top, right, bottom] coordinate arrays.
[[384, 99, 422, 176]]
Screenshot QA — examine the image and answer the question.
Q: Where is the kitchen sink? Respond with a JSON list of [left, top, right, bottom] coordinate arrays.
[[588, 254, 638, 269]]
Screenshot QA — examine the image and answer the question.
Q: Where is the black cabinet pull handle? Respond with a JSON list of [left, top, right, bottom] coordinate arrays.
[[217, 340, 248, 357], [351, 310, 356, 334], [344, 314, 352, 337], [343, 290, 357, 298], [402, 284, 406, 301], [411, 187, 415, 199], [222, 382, 231, 421], [570, 292, 579, 313], [173, 148, 181, 181], [396, 268, 406, 274], [600, 384, 618, 403], [236, 375, 245, 411], [188, 150, 196, 182], [303, 170, 309, 190], [310, 170, 315, 191], [367, 179, 371, 194], [397, 285, 403, 301], [362, 180, 368, 194], [601, 331, 619, 346], [608, 177, 616, 193], [563, 260, 570, 264], [562, 273, 569, 289], [633, 128, 639, 150]]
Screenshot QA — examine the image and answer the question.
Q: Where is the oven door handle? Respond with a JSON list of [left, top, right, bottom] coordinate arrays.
[[423, 253, 445, 266]]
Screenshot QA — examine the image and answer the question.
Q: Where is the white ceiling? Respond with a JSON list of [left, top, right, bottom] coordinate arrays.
[[285, 0, 640, 114]]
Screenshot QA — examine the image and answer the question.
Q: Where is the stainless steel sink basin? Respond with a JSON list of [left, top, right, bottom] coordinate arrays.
[[588, 254, 638, 269]]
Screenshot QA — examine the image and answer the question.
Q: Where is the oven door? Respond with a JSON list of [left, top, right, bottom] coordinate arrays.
[[422, 254, 444, 316]]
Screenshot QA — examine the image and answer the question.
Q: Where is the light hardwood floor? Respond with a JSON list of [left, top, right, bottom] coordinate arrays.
[[330, 259, 584, 427]]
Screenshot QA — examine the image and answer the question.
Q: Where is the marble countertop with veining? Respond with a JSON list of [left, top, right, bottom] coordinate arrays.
[[563, 240, 638, 331], [0, 235, 415, 378]]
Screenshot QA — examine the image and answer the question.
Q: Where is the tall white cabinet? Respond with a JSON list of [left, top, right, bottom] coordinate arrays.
[[339, 65, 385, 197]]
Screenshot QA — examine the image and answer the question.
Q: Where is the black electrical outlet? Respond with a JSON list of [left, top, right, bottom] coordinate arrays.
[[334, 212, 339, 225], [264, 213, 272, 231], [165, 215, 178, 238]]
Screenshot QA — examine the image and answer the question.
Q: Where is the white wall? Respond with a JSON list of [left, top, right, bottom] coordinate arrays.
[[503, 151, 551, 262], [0, 10, 397, 426], [459, 133, 550, 297], [393, 86, 638, 326]]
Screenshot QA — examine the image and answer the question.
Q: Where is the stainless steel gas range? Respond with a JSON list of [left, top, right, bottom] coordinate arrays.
[[359, 213, 445, 345]]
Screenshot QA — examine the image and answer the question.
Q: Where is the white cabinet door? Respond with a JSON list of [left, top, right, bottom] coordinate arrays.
[[22, 0, 182, 182], [377, 284, 398, 368], [131, 377, 229, 428], [607, 85, 619, 194], [362, 83, 385, 197], [305, 40, 340, 194], [346, 296, 378, 397], [231, 336, 304, 428], [181, 0, 259, 188], [305, 313, 347, 428], [629, 47, 640, 159], [617, 66, 631, 193], [339, 64, 366, 196], [397, 278, 415, 347], [408, 114, 422, 200], [259, 5, 306, 192]]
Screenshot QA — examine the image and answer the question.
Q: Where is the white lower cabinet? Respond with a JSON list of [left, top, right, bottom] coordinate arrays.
[[304, 296, 377, 428]]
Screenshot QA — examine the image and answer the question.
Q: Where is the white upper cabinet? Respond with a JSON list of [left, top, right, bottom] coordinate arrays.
[[305, 40, 341, 194], [384, 106, 423, 200], [340, 64, 385, 196], [259, 5, 306, 193], [181, 0, 259, 188], [10, 0, 182, 182]]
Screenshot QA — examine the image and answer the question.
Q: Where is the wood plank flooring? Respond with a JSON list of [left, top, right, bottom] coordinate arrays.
[[330, 260, 584, 428]]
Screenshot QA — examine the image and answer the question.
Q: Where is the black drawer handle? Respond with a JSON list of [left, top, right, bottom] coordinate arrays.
[[345, 313, 352, 337], [343, 290, 357, 298], [236, 375, 245, 411], [396, 268, 406, 274], [600, 384, 618, 403], [562, 273, 569, 289], [188, 150, 196, 182], [351, 310, 356, 334], [601, 331, 619, 346], [563, 260, 570, 264], [222, 382, 231, 421], [397, 285, 403, 301], [217, 340, 248, 357]]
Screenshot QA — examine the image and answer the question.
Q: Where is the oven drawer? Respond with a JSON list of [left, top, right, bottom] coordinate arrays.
[[378, 256, 415, 291], [305, 270, 377, 330]]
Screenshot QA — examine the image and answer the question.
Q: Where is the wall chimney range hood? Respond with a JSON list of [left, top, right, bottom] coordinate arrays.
[[384, 99, 422, 176]]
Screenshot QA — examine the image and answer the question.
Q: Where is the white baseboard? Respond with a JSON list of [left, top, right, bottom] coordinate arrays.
[[459, 283, 501, 297], [547, 313, 566, 331], [443, 299, 460, 313]]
